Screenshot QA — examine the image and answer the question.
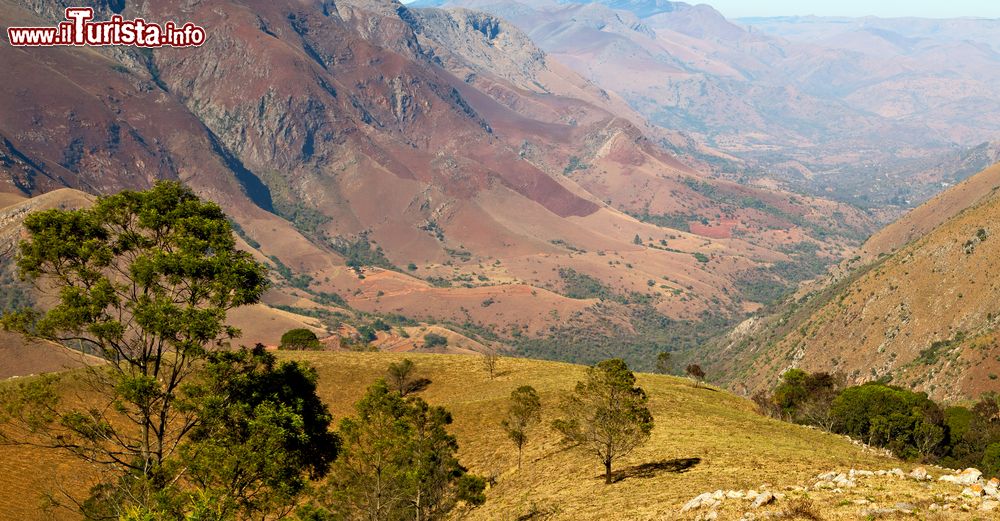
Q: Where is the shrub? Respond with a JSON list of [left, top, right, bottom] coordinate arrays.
[[280, 329, 322, 351], [423, 333, 448, 348]]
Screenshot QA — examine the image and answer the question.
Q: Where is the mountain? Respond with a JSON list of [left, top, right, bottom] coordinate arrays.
[[0, 351, 924, 520], [0, 0, 874, 368], [411, 0, 1000, 211], [706, 161, 1000, 401]]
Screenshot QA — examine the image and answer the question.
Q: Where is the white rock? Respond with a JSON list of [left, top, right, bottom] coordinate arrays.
[[909, 467, 929, 480], [962, 487, 982, 498], [682, 493, 713, 512], [981, 500, 999, 512], [752, 492, 775, 508], [712, 490, 725, 501], [726, 491, 745, 499], [957, 468, 983, 485], [940, 475, 960, 484]]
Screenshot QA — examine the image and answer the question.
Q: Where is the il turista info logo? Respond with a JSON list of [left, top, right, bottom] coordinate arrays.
[[7, 7, 206, 47]]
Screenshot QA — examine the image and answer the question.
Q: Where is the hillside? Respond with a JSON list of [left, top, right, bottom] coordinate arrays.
[[707, 162, 1000, 401], [0, 0, 877, 369], [0, 351, 951, 520], [412, 0, 1000, 210]]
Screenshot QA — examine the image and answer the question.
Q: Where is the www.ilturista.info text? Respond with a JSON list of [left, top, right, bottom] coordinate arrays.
[[6, 7, 206, 47]]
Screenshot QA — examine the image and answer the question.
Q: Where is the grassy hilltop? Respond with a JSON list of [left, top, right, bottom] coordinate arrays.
[[1, 351, 930, 520]]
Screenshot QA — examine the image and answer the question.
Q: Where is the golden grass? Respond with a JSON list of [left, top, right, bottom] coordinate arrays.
[[1, 351, 969, 520], [288, 352, 907, 520]]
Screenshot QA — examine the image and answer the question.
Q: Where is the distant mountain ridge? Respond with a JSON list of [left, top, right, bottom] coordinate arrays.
[[412, 0, 1000, 211]]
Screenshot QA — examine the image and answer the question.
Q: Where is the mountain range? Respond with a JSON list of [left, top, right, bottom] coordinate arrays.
[[412, 0, 1000, 210], [0, 0, 879, 370]]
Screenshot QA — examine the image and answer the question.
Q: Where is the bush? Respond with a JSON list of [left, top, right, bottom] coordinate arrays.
[[982, 443, 1000, 476], [280, 328, 322, 350], [423, 333, 448, 348], [830, 384, 943, 459]]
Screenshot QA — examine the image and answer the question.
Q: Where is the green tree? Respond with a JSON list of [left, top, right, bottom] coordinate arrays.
[[982, 443, 1000, 477], [685, 364, 706, 386], [830, 384, 944, 459], [552, 359, 654, 484], [280, 328, 322, 350], [772, 370, 841, 426], [501, 386, 542, 469], [0, 182, 270, 515], [85, 345, 339, 520], [423, 333, 448, 349], [655, 352, 672, 375], [179, 345, 339, 518], [324, 381, 485, 519], [386, 358, 430, 396]]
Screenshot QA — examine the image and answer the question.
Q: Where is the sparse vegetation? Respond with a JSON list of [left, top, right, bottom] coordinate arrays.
[[482, 349, 500, 379]]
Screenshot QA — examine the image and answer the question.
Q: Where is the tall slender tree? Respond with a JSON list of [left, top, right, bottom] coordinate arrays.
[[501, 386, 542, 469]]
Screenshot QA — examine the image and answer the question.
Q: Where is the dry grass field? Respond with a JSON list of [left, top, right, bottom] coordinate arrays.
[[1, 352, 993, 520]]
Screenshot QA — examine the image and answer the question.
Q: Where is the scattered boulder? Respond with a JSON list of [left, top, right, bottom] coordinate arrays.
[[752, 492, 775, 508], [682, 493, 715, 512], [957, 468, 983, 485]]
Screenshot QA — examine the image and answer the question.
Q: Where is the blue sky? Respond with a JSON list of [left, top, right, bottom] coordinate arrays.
[[707, 0, 1000, 19]]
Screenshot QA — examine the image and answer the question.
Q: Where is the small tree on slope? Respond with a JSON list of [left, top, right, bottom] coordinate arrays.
[[501, 385, 542, 469], [552, 359, 654, 484]]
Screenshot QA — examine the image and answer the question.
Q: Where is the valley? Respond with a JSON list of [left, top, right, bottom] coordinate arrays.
[[2, 0, 1000, 519]]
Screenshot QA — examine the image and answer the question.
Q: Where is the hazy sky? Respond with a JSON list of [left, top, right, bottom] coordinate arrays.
[[709, 0, 1000, 19]]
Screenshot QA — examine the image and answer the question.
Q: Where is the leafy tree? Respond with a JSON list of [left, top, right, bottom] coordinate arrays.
[[771, 370, 842, 427], [357, 325, 378, 343], [685, 364, 706, 386], [830, 384, 944, 459], [423, 333, 448, 348], [280, 328, 322, 350], [386, 358, 429, 396], [501, 386, 542, 469], [552, 359, 654, 484], [85, 345, 339, 520], [982, 443, 1000, 477], [0, 181, 269, 513], [632, 234, 643, 245], [655, 352, 672, 375], [323, 381, 485, 519]]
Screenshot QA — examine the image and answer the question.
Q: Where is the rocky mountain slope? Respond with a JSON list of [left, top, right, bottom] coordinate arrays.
[[412, 0, 1000, 211], [706, 161, 1000, 400], [0, 0, 874, 368]]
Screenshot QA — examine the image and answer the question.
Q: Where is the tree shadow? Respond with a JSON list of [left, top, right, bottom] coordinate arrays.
[[605, 457, 702, 483]]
